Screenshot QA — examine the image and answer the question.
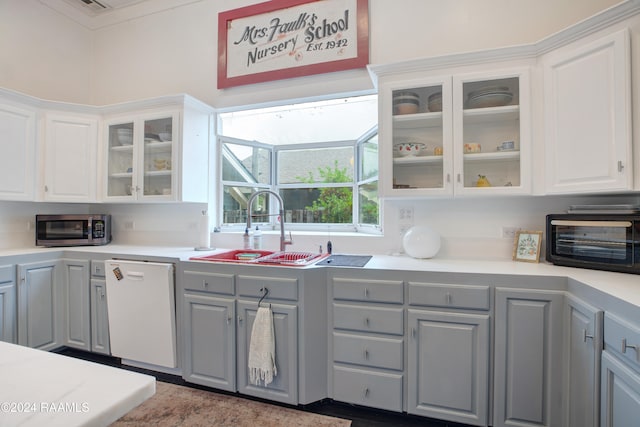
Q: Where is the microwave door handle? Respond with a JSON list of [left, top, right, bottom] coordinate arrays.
[[551, 220, 632, 228]]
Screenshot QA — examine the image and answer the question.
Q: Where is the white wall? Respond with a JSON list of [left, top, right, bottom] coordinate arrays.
[[0, 0, 93, 103]]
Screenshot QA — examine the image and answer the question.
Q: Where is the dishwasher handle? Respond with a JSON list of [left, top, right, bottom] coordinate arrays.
[[126, 271, 145, 280]]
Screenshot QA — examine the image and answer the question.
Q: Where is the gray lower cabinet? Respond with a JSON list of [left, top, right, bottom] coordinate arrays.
[[407, 280, 491, 426], [183, 292, 235, 391], [0, 264, 16, 343], [564, 295, 603, 427], [407, 309, 490, 426], [236, 300, 298, 405], [17, 260, 61, 351], [330, 275, 404, 412], [600, 312, 640, 427], [493, 287, 564, 427], [61, 259, 91, 351], [90, 278, 110, 354]]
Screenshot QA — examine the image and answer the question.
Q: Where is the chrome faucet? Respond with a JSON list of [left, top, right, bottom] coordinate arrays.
[[246, 190, 292, 251]]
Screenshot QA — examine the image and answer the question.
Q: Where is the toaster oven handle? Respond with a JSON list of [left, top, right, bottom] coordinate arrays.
[[550, 220, 632, 227]]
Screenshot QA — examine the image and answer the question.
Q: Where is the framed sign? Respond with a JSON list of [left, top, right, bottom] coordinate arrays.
[[513, 231, 543, 263], [218, 0, 369, 88]]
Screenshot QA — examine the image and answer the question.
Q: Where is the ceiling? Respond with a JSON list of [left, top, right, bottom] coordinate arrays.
[[40, 0, 203, 29]]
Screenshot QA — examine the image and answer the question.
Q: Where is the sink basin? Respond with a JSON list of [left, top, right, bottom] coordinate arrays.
[[190, 250, 327, 266], [190, 249, 274, 263]]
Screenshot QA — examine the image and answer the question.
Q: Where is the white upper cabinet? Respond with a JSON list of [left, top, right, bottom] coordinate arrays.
[[102, 96, 212, 203], [542, 28, 632, 194], [43, 112, 99, 202], [376, 65, 531, 198], [0, 101, 36, 201]]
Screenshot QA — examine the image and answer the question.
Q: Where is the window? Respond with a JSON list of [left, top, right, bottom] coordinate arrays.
[[219, 95, 379, 232]]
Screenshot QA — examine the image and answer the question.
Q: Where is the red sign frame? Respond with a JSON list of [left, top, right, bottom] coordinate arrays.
[[217, 0, 369, 89]]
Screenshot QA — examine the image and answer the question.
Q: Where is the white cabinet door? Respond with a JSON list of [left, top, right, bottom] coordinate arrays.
[[543, 28, 631, 194], [44, 113, 98, 202], [377, 66, 531, 198], [0, 103, 36, 201]]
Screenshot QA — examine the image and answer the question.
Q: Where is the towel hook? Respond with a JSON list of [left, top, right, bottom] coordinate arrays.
[[258, 287, 270, 308]]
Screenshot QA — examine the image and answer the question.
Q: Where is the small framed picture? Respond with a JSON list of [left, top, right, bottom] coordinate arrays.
[[513, 231, 543, 263]]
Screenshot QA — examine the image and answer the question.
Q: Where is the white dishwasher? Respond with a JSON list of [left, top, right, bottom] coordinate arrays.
[[105, 259, 177, 371]]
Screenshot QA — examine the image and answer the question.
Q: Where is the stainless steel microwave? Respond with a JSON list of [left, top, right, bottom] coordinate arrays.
[[36, 214, 111, 247], [546, 214, 640, 274]]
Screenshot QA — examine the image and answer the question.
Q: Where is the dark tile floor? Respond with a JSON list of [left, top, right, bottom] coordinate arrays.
[[57, 348, 473, 427]]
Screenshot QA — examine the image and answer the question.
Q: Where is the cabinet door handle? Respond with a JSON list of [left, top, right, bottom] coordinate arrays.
[[364, 317, 370, 327], [622, 338, 638, 354], [445, 292, 452, 305], [227, 315, 232, 324], [44, 185, 49, 193], [618, 160, 624, 172], [238, 315, 243, 325], [202, 280, 209, 288], [411, 327, 416, 338], [457, 173, 461, 183], [582, 329, 594, 342], [446, 173, 451, 183], [363, 387, 370, 398]]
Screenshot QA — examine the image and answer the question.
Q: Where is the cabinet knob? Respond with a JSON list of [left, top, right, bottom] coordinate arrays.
[[363, 388, 370, 398], [227, 315, 232, 324], [238, 315, 243, 325], [622, 338, 638, 354], [44, 185, 49, 192], [618, 160, 624, 172], [203, 280, 209, 287], [582, 329, 594, 342], [364, 317, 370, 327]]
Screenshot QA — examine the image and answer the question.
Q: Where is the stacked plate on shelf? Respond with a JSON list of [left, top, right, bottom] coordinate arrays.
[[466, 86, 513, 108], [393, 91, 420, 115]]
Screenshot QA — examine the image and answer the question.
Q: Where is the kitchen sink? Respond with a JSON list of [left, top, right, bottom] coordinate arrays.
[[190, 250, 328, 266]]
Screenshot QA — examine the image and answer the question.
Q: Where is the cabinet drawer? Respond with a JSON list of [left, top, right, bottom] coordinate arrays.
[[91, 260, 105, 278], [0, 265, 13, 282], [605, 312, 640, 369], [332, 277, 403, 304], [332, 366, 403, 412], [237, 274, 298, 301], [408, 281, 490, 310], [333, 303, 403, 335], [333, 332, 403, 370], [183, 270, 235, 295]]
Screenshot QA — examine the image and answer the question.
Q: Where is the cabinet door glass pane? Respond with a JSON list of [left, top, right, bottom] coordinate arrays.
[[107, 123, 134, 197], [143, 117, 173, 196], [392, 85, 444, 190], [461, 77, 520, 189]]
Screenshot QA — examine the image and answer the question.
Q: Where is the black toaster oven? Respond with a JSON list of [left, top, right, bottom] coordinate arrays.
[[546, 214, 640, 274]]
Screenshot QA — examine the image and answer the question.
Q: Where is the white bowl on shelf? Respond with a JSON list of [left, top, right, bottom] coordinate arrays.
[[116, 128, 133, 145]]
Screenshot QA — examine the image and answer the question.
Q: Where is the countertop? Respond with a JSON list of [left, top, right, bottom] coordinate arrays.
[[0, 341, 155, 427], [2, 244, 638, 308]]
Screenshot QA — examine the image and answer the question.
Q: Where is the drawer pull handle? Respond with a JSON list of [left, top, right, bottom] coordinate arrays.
[[203, 280, 209, 287], [364, 349, 369, 360], [446, 292, 452, 304], [363, 388, 370, 398], [582, 329, 594, 342], [622, 338, 638, 354], [364, 288, 369, 298], [365, 317, 370, 327]]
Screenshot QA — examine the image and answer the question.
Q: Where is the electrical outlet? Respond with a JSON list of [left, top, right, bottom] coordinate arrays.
[[399, 207, 414, 223], [501, 226, 520, 238]]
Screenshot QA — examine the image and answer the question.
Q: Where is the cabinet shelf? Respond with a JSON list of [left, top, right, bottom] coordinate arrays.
[[393, 112, 443, 130], [144, 170, 172, 177], [393, 155, 443, 165], [463, 150, 520, 162], [110, 145, 134, 152], [463, 105, 519, 124], [109, 172, 133, 179], [145, 141, 172, 153]]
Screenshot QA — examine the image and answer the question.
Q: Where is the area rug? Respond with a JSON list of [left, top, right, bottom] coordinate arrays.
[[111, 381, 351, 427]]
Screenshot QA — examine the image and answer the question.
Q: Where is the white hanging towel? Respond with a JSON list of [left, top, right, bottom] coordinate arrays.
[[248, 306, 277, 386]]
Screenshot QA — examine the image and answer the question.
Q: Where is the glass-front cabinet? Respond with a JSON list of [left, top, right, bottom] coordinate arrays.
[[378, 67, 531, 197], [105, 113, 177, 201]]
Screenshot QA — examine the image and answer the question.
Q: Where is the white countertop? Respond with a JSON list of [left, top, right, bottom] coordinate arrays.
[[0, 342, 155, 427], [2, 244, 638, 308]]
